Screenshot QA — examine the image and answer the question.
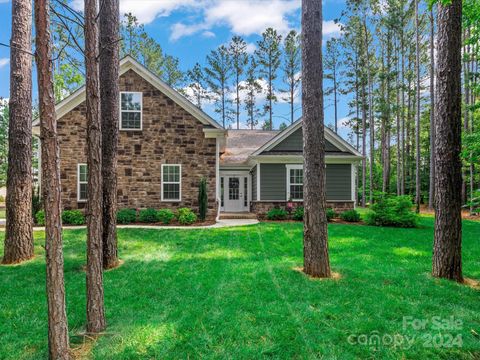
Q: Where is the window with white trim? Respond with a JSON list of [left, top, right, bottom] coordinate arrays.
[[161, 164, 181, 201], [120, 92, 142, 130], [286, 165, 303, 201], [78, 164, 88, 202]]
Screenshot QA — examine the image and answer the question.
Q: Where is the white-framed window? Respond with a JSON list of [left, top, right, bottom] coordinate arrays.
[[120, 91, 142, 130], [161, 164, 181, 201], [77, 163, 88, 202], [286, 164, 303, 201]]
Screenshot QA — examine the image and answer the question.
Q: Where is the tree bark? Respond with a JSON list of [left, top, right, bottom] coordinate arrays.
[[100, 0, 120, 270], [428, 9, 435, 210], [432, 0, 463, 282], [301, 0, 330, 278], [361, 81, 367, 208], [415, 0, 421, 213], [85, 0, 106, 333], [35, 0, 71, 357], [3, 0, 34, 264], [363, 17, 374, 204]]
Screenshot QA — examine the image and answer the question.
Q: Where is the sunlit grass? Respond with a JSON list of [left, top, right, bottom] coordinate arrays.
[[0, 217, 479, 359]]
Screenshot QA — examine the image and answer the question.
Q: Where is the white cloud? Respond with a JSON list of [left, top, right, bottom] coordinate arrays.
[[169, 0, 300, 41], [202, 30, 216, 38], [0, 58, 9, 69], [71, 0, 202, 23], [245, 42, 257, 54], [323, 20, 342, 38]]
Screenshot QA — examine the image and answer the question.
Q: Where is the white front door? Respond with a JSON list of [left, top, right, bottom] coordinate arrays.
[[222, 174, 249, 212]]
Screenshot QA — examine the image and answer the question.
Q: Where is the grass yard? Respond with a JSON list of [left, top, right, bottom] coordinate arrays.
[[0, 216, 479, 359]]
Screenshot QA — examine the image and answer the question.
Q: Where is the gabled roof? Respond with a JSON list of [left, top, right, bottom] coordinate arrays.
[[250, 118, 362, 157], [220, 129, 279, 166], [33, 55, 223, 131]]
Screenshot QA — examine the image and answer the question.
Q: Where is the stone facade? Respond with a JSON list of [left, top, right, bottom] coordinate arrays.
[[57, 70, 218, 219], [250, 200, 354, 219]]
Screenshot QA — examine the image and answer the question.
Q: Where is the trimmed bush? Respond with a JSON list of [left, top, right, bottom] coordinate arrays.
[[198, 177, 208, 221], [157, 209, 175, 224], [326, 208, 336, 221], [177, 207, 197, 225], [139, 208, 159, 223], [266, 207, 288, 220], [292, 206, 304, 221], [340, 209, 361, 222], [62, 210, 85, 225], [365, 195, 418, 228], [35, 209, 45, 226], [117, 208, 137, 224]]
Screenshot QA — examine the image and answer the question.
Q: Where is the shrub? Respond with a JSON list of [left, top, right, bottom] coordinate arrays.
[[340, 209, 361, 222], [198, 177, 208, 221], [117, 208, 137, 224], [157, 209, 175, 224], [266, 207, 288, 220], [35, 209, 45, 226], [177, 207, 197, 225], [62, 210, 85, 225], [139, 208, 159, 223], [326, 208, 336, 221], [292, 206, 304, 221], [0, 195, 4, 203], [365, 195, 418, 228]]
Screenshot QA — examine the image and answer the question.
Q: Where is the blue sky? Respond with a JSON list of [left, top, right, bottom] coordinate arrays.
[[0, 0, 353, 139]]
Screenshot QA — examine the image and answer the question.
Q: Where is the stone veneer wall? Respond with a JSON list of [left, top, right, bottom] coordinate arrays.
[[57, 69, 218, 219], [251, 201, 354, 219]]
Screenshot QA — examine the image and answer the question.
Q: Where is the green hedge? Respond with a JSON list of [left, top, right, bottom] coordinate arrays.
[[139, 208, 159, 223], [340, 209, 361, 222], [266, 207, 288, 220], [117, 208, 137, 224], [158, 209, 175, 224]]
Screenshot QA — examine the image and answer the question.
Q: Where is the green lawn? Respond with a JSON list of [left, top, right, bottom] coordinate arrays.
[[1, 217, 479, 359]]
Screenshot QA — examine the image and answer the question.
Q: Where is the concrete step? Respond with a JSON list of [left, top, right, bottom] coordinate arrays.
[[219, 212, 257, 220]]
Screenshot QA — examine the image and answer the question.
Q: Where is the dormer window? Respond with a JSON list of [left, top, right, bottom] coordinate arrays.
[[120, 92, 142, 130]]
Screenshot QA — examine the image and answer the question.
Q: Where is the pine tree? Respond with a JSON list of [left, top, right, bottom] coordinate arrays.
[[281, 30, 301, 125], [205, 45, 233, 128], [255, 28, 282, 130], [302, 0, 331, 278], [84, 0, 106, 333], [228, 36, 248, 129], [324, 37, 342, 132], [186, 63, 207, 109], [244, 56, 262, 129], [35, 0, 71, 356], [3, 0, 34, 264]]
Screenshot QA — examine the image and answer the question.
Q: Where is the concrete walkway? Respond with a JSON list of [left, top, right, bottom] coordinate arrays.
[[0, 218, 259, 231]]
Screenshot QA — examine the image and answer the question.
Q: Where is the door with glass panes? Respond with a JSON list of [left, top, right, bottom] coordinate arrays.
[[222, 174, 249, 212]]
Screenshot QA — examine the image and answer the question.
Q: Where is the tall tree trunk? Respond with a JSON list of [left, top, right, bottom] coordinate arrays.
[[35, 0, 71, 357], [415, 0, 421, 213], [361, 82, 367, 208], [301, 0, 330, 278], [3, 0, 34, 264], [236, 72, 240, 129], [100, 0, 120, 270], [432, 0, 463, 282], [396, 45, 402, 196], [364, 17, 374, 204], [333, 63, 338, 133], [400, 34, 406, 195], [461, 30, 468, 205], [85, 0, 106, 333], [428, 9, 435, 210]]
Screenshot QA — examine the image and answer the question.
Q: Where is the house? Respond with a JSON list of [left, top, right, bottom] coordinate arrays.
[[33, 56, 362, 220]]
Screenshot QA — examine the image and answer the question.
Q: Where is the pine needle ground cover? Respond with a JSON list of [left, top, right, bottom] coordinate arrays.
[[1, 217, 479, 359]]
